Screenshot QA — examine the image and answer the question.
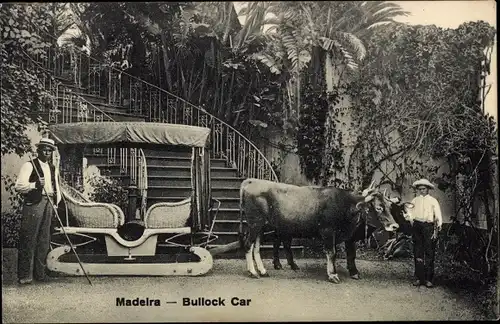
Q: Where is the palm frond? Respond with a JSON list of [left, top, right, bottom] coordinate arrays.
[[251, 53, 282, 74], [236, 4, 251, 17], [261, 17, 281, 26], [335, 32, 367, 61]]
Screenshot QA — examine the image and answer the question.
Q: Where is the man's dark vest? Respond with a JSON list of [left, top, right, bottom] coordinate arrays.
[[24, 158, 57, 205]]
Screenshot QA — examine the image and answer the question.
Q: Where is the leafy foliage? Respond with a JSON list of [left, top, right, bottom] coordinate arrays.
[[436, 250, 498, 319], [0, 3, 53, 157], [297, 85, 329, 183], [342, 21, 497, 282], [297, 82, 342, 184], [1, 174, 23, 248], [67, 2, 404, 136], [344, 21, 496, 195], [87, 175, 128, 214], [1, 211, 22, 248]]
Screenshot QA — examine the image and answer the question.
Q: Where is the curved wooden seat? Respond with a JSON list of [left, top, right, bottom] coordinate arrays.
[[144, 197, 192, 229], [61, 182, 125, 228]]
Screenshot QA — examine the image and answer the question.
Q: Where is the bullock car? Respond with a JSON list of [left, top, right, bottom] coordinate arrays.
[[46, 121, 238, 277]]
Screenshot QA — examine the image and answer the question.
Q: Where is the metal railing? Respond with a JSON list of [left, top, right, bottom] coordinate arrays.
[[28, 29, 278, 182], [137, 148, 148, 218]]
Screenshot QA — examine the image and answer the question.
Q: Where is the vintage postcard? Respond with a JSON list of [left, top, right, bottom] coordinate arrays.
[[1, 1, 498, 322]]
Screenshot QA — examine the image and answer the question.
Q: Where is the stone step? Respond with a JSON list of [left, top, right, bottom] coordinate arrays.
[[55, 99, 127, 115], [54, 102, 145, 120], [39, 111, 143, 123], [150, 176, 242, 188], [85, 155, 227, 168], [212, 208, 241, 220], [147, 186, 239, 199], [215, 197, 241, 209], [140, 148, 192, 158], [105, 175, 244, 189], [97, 165, 239, 178], [212, 219, 245, 232], [56, 90, 109, 105]]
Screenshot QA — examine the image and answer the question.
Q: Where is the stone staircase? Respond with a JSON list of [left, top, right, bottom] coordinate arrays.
[[27, 42, 305, 259], [50, 77, 145, 123], [84, 146, 304, 259]]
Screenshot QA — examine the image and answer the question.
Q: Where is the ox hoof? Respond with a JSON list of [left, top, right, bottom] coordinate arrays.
[[328, 274, 341, 283], [350, 273, 360, 280], [247, 271, 260, 279], [290, 263, 300, 271], [273, 262, 283, 270], [259, 272, 269, 277]]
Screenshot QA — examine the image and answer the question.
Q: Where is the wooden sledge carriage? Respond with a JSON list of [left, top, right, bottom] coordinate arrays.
[[46, 122, 221, 277]]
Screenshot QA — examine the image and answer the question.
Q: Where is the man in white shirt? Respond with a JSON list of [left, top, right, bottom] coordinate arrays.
[[15, 138, 61, 284], [405, 178, 443, 288]]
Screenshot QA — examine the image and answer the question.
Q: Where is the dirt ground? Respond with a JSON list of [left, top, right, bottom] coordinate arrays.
[[2, 258, 490, 322]]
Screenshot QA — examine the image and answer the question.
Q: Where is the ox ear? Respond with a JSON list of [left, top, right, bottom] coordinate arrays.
[[356, 192, 375, 210], [355, 201, 369, 211], [364, 194, 375, 203], [404, 202, 414, 209], [389, 197, 401, 204]]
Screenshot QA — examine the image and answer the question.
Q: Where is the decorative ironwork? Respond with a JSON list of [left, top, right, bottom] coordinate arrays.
[[257, 154, 265, 179], [107, 148, 116, 164], [20, 28, 278, 183], [200, 115, 208, 128], [250, 150, 257, 178], [77, 101, 88, 122], [48, 109, 58, 123], [183, 106, 192, 125], [167, 100, 177, 124], [129, 148, 137, 181], [227, 132, 235, 167]]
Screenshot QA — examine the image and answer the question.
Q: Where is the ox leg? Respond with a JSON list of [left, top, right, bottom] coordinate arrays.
[[245, 225, 261, 279], [346, 239, 360, 279], [245, 242, 259, 278], [324, 234, 340, 283], [273, 232, 283, 270], [253, 235, 269, 277], [283, 237, 299, 271]]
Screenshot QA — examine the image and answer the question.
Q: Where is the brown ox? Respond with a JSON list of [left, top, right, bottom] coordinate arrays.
[[239, 179, 399, 282]]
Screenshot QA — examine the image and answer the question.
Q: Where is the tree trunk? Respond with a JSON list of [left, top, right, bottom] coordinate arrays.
[[160, 33, 172, 92]]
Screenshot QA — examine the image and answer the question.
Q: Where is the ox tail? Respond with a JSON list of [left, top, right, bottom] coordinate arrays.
[[239, 179, 254, 251], [239, 182, 246, 251]]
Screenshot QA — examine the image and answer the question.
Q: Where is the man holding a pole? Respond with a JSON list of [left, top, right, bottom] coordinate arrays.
[[15, 138, 61, 284]]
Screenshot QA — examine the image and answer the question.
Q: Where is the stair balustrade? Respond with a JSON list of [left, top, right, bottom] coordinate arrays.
[[26, 29, 278, 182], [14, 42, 154, 195]]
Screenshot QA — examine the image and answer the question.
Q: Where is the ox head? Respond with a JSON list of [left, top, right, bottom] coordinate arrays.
[[356, 182, 399, 233], [382, 190, 414, 235]]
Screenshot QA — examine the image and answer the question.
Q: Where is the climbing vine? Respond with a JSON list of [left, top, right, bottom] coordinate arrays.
[[0, 3, 54, 157], [297, 82, 340, 184], [344, 21, 497, 278], [321, 87, 348, 188]]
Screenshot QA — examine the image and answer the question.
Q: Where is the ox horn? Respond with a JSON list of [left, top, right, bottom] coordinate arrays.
[[383, 188, 391, 201], [362, 180, 377, 197]]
